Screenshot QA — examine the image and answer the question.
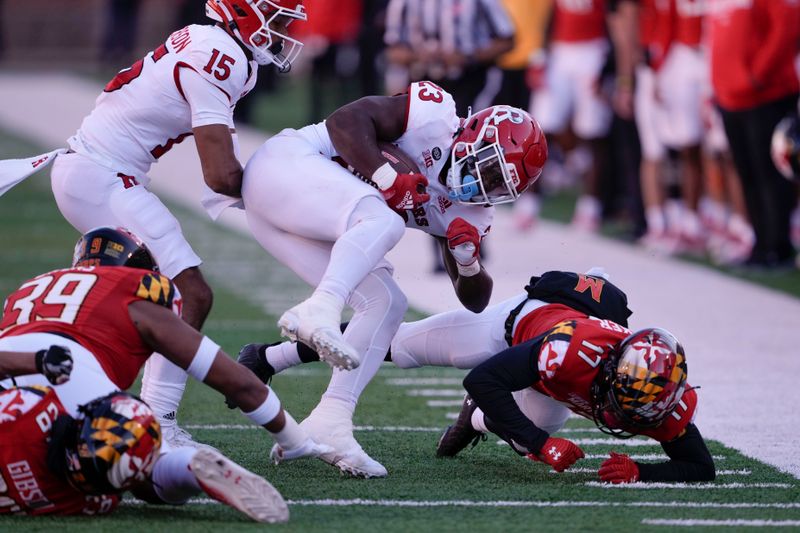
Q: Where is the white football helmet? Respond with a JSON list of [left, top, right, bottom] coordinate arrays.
[[206, 0, 306, 71]]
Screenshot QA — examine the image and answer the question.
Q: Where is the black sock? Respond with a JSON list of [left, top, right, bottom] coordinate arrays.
[[296, 342, 321, 363]]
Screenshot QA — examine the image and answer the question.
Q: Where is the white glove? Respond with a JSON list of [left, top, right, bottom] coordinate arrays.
[[270, 437, 334, 464]]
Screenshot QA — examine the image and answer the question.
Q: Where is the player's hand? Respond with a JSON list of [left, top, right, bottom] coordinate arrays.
[[598, 452, 640, 484], [446, 217, 481, 275], [380, 172, 430, 212], [35, 345, 73, 385], [527, 437, 585, 472], [270, 438, 335, 464]]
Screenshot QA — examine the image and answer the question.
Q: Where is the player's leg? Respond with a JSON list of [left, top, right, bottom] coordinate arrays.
[[134, 446, 289, 523], [299, 267, 406, 478], [243, 136, 405, 369], [390, 292, 534, 369]]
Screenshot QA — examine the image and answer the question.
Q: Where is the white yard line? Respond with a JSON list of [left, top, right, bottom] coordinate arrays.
[[585, 482, 793, 489], [184, 424, 444, 432], [497, 438, 661, 447], [386, 377, 464, 386], [406, 389, 465, 397], [426, 400, 465, 407], [550, 468, 750, 476], [122, 498, 800, 509], [583, 453, 727, 461], [642, 519, 800, 527]]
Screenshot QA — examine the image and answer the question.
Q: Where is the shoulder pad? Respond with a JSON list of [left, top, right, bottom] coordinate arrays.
[[175, 25, 249, 102], [136, 272, 176, 308]]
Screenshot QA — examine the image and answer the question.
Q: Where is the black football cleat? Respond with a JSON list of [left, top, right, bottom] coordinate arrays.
[[436, 394, 486, 457], [225, 343, 277, 409]]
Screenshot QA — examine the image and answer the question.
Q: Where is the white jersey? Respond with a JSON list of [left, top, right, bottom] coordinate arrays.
[[69, 24, 257, 177], [295, 81, 494, 238]]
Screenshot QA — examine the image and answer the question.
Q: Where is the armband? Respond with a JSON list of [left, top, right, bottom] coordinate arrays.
[[243, 387, 282, 426], [186, 336, 219, 382]]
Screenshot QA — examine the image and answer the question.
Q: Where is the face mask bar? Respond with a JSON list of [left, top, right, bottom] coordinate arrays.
[[447, 125, 520, 205], [249, 1, 306, 71]]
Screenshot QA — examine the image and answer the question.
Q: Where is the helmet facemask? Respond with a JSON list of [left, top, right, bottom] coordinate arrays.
[[206, 0, 306, 71], [447, 110, 524, 206]]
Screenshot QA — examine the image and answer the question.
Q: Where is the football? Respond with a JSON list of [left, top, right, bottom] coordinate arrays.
[[377, 141, 420, 175]]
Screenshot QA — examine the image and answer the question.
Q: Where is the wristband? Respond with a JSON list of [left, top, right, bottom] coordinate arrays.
[[34, 350, 46, 374], [243, 387, 282, 426], [371, 162, 398, 191], [186, 336, 219, 382], [456, 260, 481, 277]]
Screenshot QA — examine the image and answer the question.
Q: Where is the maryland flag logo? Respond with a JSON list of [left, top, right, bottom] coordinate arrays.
[[136, 273, 175, 308]]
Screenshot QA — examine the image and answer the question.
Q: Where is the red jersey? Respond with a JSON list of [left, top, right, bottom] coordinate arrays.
[[708, 0, 800, 110], [0, 266, 180, 389], [552, 0, 607, 43], [0, 387, 118, 515], [674, 0, 704, 47], [640, 0, 675, 69], [513, 303, 697, 442]]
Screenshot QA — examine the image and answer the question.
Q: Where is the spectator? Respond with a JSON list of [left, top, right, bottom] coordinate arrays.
[[708, 0, 800, 269], [100, 0, 142, 67]]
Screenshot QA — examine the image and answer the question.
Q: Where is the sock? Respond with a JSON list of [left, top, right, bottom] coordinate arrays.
[[471, 407, 488, 433], [141, 353, 188, 423], [263, 343, 296, 374], [645, 206, 666, 235], [271, 411, 306, 450], [151, 447, 200, 505]]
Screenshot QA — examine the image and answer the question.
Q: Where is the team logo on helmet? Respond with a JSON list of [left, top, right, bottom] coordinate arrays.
[[446, 105, 547, 206], [63, 392, 161, 495], [591, 328, 687, 438]]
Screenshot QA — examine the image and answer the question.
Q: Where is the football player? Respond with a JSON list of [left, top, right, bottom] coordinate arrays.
[[0, 0, 307, 447], [251, 269, 716, 483], [231, 82, 547, 478], [0, 386, 287, 522], [0, 227, 329, 519], [400, 270, 715, 483]]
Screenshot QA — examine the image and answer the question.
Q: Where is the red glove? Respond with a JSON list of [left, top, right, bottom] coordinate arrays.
[[446, 217, 481, 275], [598, 452, 640, 484], [380, 172, 430, 212], [527, 437, 585, 473]]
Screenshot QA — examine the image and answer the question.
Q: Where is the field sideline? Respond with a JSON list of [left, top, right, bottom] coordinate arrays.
[[0, 75, 799, 530]]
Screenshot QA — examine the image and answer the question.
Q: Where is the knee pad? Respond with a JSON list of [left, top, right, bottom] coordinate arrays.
[[348, 196, 406, 243], [348, 269, 408, 326]]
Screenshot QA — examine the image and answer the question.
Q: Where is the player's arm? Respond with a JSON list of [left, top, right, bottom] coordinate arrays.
[[326, 94, 429, 210], [435, 235, 493, 313], [0, 346, 72, 385], [179, 66, 243, 197], [463, 339, 584, 471], [600, 424, 716, 483]]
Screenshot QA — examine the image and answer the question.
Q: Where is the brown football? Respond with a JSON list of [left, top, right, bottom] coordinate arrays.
[[377, 141, 420, 174]]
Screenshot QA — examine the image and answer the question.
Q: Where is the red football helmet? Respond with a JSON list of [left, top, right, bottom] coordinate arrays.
[[771, 112, 800, 182], [591, 328, 688, 437], [63, 392, 161, 495], [446, 105, 547, 205], [206, 0, 307, 71]]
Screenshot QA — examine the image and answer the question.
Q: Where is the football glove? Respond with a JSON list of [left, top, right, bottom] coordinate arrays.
[[598, 452, 640, 484], [446, 217, 481, 276], [270, 438, 335, 464], [527, 437, 585, 472], [372, 163, 430, 212], [35, 345, 73, 385]]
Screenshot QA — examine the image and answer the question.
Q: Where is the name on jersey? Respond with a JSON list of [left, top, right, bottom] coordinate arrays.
[[5, 461, 53, 511], [170, 27, 192, 54]]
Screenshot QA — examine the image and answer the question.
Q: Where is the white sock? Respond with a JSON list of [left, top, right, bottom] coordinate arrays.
[[322, 270, 406, 406], [265, 342, 302, 374], [272, 411, 306, 450], [645, 206, 666, 235], [315, 196, 404, 302], [141, 353, 188, 423], [471, 407, 488, 433], [151, 447, 200, 505]]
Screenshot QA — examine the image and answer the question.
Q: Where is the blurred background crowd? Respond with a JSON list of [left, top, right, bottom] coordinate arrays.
[[1, 0, 799, 272]]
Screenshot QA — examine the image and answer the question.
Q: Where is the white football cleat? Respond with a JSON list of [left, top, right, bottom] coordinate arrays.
[[269, 437, 336, 464], [299, 407, 387, 478], [278, 294, 360, 371], [161, 422, 218, 452], [191, 448, 289, 523]]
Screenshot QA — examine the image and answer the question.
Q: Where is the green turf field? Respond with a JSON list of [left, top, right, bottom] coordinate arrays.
[[1, 132, 799, 531]]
